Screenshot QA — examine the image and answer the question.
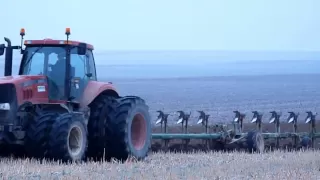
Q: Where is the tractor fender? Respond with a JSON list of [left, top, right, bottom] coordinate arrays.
[[80, 81, 119, 107]]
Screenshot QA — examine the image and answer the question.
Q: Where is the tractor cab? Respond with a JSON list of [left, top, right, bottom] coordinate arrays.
[[0, 28, 97, 102]]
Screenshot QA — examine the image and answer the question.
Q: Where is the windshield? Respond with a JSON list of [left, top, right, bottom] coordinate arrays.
[[20, 46, 66, 76], [20, 46, 86, 77]]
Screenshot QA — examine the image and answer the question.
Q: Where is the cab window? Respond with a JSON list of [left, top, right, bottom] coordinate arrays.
[[86, 50, 97, 80]]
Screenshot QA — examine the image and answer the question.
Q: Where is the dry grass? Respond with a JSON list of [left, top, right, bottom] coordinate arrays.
[[0, 150, 319, 180]]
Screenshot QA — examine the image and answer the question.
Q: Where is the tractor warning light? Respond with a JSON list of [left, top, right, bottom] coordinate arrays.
[[65, 28, 71, 35], [20, 28, 25, 36]]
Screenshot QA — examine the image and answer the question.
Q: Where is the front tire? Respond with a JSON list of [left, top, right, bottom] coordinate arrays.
[[48, 113, 87, 162], [25, 112, 58, 159]]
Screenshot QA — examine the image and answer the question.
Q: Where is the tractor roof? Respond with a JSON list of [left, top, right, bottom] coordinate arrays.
[[24, 38, 94, 50]]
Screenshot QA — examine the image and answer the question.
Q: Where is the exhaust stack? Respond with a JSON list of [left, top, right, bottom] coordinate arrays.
[[4, 37, 13, 76]]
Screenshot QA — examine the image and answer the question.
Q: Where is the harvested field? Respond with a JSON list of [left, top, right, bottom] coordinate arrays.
[[0, 150, 319, 179]]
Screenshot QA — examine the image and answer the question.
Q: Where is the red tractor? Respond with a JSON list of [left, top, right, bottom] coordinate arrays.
[[0, 28, 151, 162]]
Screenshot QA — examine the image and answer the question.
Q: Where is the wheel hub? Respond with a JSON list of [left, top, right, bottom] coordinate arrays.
[[131, 113, 147, 150], [68, 125, 83, 157]]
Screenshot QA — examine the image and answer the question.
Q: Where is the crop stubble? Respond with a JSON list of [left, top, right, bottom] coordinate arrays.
[[0, 150, 319, 179]]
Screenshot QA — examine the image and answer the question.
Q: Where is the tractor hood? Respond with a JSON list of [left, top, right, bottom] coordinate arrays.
[[0, 75, 49, 125], [0, 75, 49, 120], [0, 75, 47, 85]]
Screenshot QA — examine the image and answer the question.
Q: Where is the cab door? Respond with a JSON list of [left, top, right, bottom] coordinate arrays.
[[69, 48, 90, 101], [85, 49, 97, 81]]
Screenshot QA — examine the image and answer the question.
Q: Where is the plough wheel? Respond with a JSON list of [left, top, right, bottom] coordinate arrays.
[[107, 96, 151, 161], [300, 136, 312, 149], [247, 131, 264, 153]]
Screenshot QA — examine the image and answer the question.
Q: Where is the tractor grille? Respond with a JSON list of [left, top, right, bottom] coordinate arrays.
[[0, 84, 17, 125]]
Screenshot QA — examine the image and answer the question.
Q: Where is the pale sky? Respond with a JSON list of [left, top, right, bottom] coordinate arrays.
[[1, 0, 320, 52]]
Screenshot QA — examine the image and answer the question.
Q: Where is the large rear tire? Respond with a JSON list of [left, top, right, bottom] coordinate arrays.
[[25, 112, 58, 159], [107, 96, 151, 161], [48, 113, 87, 162], [87, 95, 116, 160]]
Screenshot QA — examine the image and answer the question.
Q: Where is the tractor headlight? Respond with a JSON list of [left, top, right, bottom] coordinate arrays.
[[0, 103, 10, 110]]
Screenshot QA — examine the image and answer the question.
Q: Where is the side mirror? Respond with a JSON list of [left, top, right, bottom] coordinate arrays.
[[77, 43, 86, 55], [86, 73, 92, 78], [0, 44, 5, 56]]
